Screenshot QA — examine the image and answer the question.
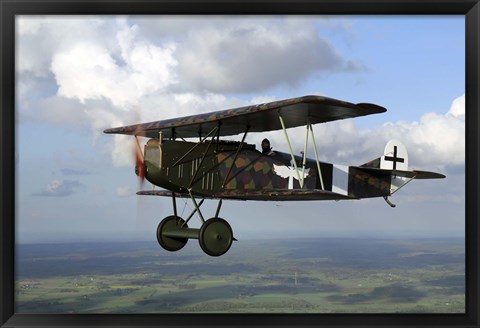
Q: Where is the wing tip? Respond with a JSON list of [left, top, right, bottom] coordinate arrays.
[[413, 170, 446, 179], [104, 126, 130, 134], [356, 103, 387, 114], [103, 125, 144, 136]]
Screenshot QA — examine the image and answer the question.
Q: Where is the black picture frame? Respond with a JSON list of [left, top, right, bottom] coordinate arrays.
[[1, 1, 479, 327]]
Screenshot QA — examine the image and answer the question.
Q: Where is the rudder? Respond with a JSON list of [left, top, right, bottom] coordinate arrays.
[[359, 139, 409, 195], [380, 139, 408, 171]]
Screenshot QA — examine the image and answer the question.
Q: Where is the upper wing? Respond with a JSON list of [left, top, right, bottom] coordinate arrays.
[[104, 95, 386, 139]]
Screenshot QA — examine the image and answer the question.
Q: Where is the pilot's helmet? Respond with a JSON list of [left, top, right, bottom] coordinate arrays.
[[261, 138, 271, 153]]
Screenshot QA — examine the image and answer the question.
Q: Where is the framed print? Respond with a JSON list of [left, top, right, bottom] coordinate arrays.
[[1, 1, 479, 327]]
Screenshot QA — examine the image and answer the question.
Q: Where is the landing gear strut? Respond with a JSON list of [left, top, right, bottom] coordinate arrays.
[[156, 194, 235, 256]]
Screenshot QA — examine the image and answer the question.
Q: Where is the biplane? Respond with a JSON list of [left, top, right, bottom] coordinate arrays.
[[104, 95, 445, 256]]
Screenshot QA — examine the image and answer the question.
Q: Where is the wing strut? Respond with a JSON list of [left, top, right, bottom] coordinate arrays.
[[158, 131, 163, 169], [182, 198, 205, 227], [188, 190, 206, 224], [172, 191, 179, 222], [308, 123, 325, 190], [222, 127, 249, 188], [278, 114, 325, 190], [301, 124, 309, 188], [172, 126, 218, 167], [278, 114, 302, 187], [187, 126, 219, 189], [390, 174, 417, 195]]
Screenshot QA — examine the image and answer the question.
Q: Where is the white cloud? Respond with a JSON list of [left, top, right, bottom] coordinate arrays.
[[32, 179, 84, 197], [339, 95, 464, 171], [174, 17, 349, 93], [16, 16, 108, 77], [18, 16, 179, 109], [51, 42, 126, 104], [50, 38, 177, 108], [112, 134, 136, 168], [16, 16, 463, 175], [370, 94, 465, 170], [16, 18, 358, 143], [447, 93, 465, 118], [249, 94, 465, 174]]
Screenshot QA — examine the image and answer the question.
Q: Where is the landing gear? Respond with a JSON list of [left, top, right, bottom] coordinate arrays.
[[156, 194, 235, 256], [199, 217, 233, 257], [156, 216, 189, 251]]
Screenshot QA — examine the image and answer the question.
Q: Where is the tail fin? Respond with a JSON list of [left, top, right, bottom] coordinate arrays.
[[360, 139, 408, 170], [380, 139, 408, 171], [358, 139, 445, 207], [360, 139, 409, 194], [380, 140, 410, 194]]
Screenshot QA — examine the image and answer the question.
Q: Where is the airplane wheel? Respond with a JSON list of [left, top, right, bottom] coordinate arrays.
[[199, 217, 233, 257], [157, 215, 188, 252]]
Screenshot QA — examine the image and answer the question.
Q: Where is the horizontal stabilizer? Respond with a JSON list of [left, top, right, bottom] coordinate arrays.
[[357, 167, 446, 179], [360, 157, 381, 168], [411, 170, 446, 179]]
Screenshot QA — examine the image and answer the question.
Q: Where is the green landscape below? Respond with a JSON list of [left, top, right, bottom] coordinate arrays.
[[15, 237, 465, 313]]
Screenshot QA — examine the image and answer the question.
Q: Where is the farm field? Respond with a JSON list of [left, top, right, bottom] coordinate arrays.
[[15, 237, 465, 313]]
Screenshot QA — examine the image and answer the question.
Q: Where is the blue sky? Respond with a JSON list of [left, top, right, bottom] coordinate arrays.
[[15, 16, 465, 244]]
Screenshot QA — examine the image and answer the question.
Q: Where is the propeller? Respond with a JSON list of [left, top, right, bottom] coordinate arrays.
[[133, 135, 146, 188], [130, 105, 147, 188], [132, 134, 151, 241]]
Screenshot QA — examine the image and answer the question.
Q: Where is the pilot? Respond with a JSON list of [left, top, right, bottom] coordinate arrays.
[[261, 138, 275, 156]]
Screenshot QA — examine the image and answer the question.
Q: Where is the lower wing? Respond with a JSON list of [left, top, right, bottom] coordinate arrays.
[[137, 189, 353, 201]]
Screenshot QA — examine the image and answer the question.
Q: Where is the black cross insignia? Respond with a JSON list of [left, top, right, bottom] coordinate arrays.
[[384, 146, 405, 170]]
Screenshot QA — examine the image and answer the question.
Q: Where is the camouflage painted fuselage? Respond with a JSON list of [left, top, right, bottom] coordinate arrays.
[[143, 139, 391, 201]]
